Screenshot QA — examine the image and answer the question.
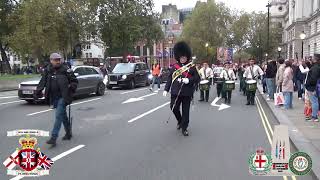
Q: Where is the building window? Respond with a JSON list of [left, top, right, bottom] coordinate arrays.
[[308, 45, 311, 56], [86, 53, 89, 58], [86, 45, 91, 50], [315, 22, 318, 33], [86, 35, 90, 41], [314, 43, 317, 54], [89, 53, 92, 58]]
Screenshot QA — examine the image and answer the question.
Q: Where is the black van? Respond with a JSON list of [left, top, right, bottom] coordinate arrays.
[[107, 62, 151, 89]]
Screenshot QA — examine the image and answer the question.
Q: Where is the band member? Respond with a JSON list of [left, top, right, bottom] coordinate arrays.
[[199, 62, 213, 102], [220, 63, 236, 104], [163, 41, 200, 136], [215, 64, 224, 98], [244, 59, 264, 105]]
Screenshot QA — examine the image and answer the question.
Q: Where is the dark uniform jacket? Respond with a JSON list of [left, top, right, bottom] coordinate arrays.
[[305, 63, 320, 92], [37, 64, 78, 105], [165, 62, 200, 97]]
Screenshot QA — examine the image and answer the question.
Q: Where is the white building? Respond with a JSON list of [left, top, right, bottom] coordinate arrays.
[[81, 34, 105, 59], [271, 0, 320, 59]]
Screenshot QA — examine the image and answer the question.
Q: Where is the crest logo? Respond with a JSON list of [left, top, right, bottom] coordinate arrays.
[[3, 130, 54, 177], [248, 147, 272, 175]]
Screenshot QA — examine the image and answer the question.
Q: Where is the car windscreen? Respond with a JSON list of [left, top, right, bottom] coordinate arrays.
[[112, 63, 135, 73]]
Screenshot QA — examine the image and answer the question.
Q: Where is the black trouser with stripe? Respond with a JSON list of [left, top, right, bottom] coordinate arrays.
[[216, 83, 223, 97], [247, 90, 256, 105], [170, 96, 191, 131]]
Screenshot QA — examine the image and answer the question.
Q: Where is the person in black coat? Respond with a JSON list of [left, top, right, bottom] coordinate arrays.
[[36, 53, 78, 145], [265, 60, 277, 100], [163, 42, 200, 136]]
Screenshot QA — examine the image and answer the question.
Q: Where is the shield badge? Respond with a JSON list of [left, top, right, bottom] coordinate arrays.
[[18, 149, 39, 171]]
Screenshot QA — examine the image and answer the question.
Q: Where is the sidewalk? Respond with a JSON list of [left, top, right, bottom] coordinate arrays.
[[257, 84, 320, 179]]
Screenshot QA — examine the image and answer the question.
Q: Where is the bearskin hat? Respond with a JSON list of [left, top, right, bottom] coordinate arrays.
[[173, 41, 192, 62]]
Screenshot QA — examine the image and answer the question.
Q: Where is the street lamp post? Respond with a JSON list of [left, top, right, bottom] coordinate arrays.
[[300, 31, 306, 60], [278, 47, 282, 58], [266, 2, 271, 55], [205, 43, 209, 57], [265, 53, 268, 64]]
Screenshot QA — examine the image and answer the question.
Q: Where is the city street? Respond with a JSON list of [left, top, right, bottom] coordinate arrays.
[[0, 85, 317, 180]]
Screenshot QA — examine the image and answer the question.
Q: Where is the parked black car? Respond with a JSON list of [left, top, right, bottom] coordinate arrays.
[[18, 66, 106, 103], [107, 62, 150, 89]]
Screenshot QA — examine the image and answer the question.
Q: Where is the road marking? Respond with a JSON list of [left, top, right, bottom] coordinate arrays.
[[128, 102, 170, 123], [122, 93, 157, 104], [0, 100, 24, 106], [10, 145, 85, 180], [120, 88, 148, 94], [27, 98, 101, 116], [0, 96, 17, 99], [210, 97, 230, 111], [255, 97, 296, 180]]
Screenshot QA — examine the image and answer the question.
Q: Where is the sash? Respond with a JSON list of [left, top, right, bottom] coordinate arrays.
[[172, 62, 194, 82]]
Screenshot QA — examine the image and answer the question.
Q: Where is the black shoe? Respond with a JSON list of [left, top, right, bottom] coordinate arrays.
[[46, 137, 57, 145], [62, 133, 72, 140], [246, 102, 250, 105], [205, 99, 208, 102], [199, 99, 204, 102], [182, 129, 189, 136], [177, 124, 181, 130]]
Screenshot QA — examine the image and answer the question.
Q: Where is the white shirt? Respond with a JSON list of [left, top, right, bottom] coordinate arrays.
[[299, 65, 309, 74], [220, 69, 236, 80], [199, 67, 214, 79], [244, 65, 264, 79]]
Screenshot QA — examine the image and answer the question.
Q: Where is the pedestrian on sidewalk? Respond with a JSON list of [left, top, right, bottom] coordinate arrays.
[[265, 60, 277, 100], [36, 53, 78, 145], [149, 60, 162, 92], [244, 59, 264, 105], [276, 58, 286, 92], [163, 41, 200, 136], [220, 63, 236, 104], [282, 60, 294, 110], [199, 62, 213, 102], [305, 54, 320, 122], [295, 60, 309, 100], [262, 62, 268, 94]]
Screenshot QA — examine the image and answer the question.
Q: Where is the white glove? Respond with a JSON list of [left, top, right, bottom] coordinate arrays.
[[182, 78, 189, 84], [177, 78, 182, 83], [163, 91, 168, 97]]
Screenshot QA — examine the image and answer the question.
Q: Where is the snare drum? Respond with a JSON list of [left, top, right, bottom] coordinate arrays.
[[224, 80, 235, 91], [200, 80, 210, 91], [246, 80, 257, 91]]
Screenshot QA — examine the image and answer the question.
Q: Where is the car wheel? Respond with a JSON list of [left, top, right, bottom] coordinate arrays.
[[107, 85, 113, 90], [129, 80, 135, 89], [96, 83, 106, 96]]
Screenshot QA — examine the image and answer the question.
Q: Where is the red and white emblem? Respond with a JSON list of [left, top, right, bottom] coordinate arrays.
[[18, 149, 39, 171], [254, 154, 269, 169]]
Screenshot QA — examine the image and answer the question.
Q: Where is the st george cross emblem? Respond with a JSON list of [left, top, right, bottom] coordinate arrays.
[[249, 147, 272, 175]]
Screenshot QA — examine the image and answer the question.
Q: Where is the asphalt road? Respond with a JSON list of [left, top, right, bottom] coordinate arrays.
[[0, 84, 318, 180]]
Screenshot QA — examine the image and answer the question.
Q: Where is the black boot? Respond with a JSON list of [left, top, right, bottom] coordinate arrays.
[[63, 125, 72, 140], [177, 123, 181, 130], [46, 137, 57, 145], [246, 102, 250, 105], [182, 129, 189, 136]]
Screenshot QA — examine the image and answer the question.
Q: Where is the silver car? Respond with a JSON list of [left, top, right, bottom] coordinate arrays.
[[18, 65, 106, 103]]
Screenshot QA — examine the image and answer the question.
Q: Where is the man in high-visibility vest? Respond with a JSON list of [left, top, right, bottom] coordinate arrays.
[[150, 61, 162, 92]]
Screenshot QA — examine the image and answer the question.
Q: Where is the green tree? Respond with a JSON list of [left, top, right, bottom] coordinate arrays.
[[9, 0, 94, 64], [0, 0, 18, 73], [181, 1, 232, 64], [98, 0, 163, 62]]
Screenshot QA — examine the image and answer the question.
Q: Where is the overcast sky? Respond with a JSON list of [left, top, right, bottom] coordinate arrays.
[[154, 0, 269, 13]]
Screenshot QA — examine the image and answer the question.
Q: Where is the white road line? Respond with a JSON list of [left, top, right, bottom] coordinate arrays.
[[0, 96, 17, 99], [128, 102, 170, 123], [27, 98, 101, 116], [120, 88, 148, 94], [0, 100, 24, 106], [10, 145, 85, 180]]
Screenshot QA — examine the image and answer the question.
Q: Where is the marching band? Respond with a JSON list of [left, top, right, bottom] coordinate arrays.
[[162, 42, 266, 137]]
